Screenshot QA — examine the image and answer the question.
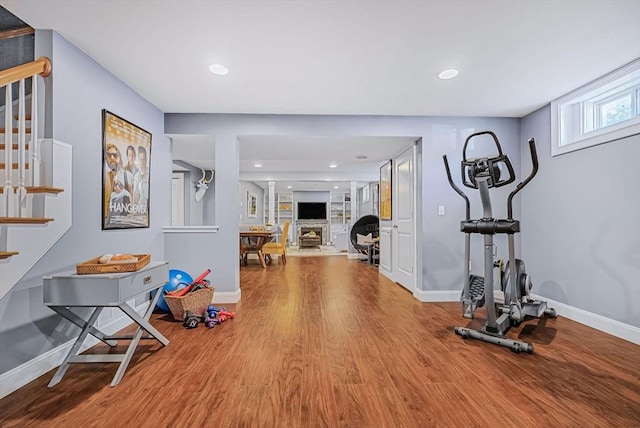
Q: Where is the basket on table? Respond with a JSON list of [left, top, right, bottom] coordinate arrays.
[[165, 285, 214, 321]]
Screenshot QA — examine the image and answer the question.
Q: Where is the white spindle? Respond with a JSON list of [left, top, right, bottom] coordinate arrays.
[[31, 74, 40, 187], [17, 79, 27, 217], [3, 84, 14, 217]]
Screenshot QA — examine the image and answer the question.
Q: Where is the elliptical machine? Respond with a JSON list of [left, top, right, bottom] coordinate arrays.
[[443, 131, 556, 353]]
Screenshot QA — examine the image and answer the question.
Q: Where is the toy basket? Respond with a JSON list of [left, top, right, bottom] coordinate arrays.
[[165, 286, 214, 321]]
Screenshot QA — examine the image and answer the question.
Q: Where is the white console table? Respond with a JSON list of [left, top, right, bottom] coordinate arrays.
[[43, 261, 169, 387]]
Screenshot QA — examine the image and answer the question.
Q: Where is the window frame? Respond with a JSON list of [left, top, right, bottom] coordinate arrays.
[[551, 58, 640, 157]]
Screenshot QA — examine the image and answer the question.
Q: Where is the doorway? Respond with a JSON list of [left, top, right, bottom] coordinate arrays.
[[379, 143, 417, 294]]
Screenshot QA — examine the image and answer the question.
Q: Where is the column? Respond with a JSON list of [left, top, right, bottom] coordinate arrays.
[[350, 181, 357, 226], [268, 181, 276, 225], [214, 133, 240, 294]]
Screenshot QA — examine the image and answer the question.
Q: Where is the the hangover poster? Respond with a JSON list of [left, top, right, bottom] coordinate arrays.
[[102, 110, 151, 230]]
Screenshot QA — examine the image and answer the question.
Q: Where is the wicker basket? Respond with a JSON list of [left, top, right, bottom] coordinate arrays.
[[165, 287, 214, 321], [76, 254, 150, 275]]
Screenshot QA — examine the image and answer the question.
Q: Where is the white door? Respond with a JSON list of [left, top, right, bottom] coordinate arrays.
[[378, 226, 392, 273], [171, 173, 185, 226], [393, 145, 415, 292]]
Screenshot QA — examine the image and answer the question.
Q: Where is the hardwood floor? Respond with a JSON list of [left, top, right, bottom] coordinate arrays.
[[1, 256, 639, 427]]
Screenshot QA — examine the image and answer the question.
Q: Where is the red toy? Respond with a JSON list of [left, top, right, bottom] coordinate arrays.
[[218, 310, 235, 319], [166, 269, 211, 297]]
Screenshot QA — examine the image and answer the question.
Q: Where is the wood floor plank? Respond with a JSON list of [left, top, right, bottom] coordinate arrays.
[[1, 255, 638, 427]]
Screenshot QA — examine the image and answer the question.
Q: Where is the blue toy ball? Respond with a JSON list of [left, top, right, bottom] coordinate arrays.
[[153, 269, 193, 312]]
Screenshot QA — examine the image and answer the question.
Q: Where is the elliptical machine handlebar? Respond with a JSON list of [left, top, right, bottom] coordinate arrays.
[[462, 131, 504, 161], [442, 155, 470, 221], [507, 138, 539, 220]]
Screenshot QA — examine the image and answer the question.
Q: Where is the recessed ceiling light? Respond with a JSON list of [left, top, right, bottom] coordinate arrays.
[[329, 164, 337, 168], [333, 186, 339, 189], [254, 163, 262, 168], [287, 185, 292, 189], [355, 155, 368, 160], [438, 69, 459, 80], [209, 64, 229, 75]]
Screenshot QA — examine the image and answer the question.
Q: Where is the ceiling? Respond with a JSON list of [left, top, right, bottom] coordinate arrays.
[[3, 1, 639, 191]]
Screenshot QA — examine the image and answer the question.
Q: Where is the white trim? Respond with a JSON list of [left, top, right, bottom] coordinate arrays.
[[0, 301, 150, 399], [531, 294, 640, 345], [411, 289, 639, 344], [212, 288, 241, 304], [162, 226, 219, 233], [414, 289, 460, 302], [0, 139, 73, 301]]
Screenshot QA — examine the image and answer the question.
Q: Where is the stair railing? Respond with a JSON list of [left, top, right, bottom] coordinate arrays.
[[0, 57, 51, 217]]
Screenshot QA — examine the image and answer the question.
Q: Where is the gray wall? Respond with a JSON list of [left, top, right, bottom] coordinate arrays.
[[521, 106, 640, 327], [165, 114, 522, 298], [358, 182, 377, 217], [174, 165, 216, 226], [239, 181, 264, 225], [0, 31, 171, 375]]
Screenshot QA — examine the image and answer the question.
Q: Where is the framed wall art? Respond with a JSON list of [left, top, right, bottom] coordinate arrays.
[[379, 160, 392, 220], [102, 110, 152, 230], [247, 191, 258, 218]]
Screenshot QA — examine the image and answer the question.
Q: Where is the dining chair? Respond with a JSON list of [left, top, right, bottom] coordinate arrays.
[[262, 220, 290, 265]]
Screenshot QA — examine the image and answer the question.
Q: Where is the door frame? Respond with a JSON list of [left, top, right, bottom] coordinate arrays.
[[379, 141, 421, 298]]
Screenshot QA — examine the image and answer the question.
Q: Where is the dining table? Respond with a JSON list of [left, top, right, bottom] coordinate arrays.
[[240, 230, 275, 268]]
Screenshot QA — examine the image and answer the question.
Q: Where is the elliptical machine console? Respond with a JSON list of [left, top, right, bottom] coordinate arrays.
[[443, 131, 556, 353]]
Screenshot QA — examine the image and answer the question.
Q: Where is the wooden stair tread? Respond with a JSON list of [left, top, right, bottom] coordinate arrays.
[[0, 163, 30, 169], [0, 186, 63, 195], [13, 114, 31, 121], [0, 143, 30, 150], [0, 128, 32, 134], [0, 251, 19, 259], [0, 217, 53, 224]]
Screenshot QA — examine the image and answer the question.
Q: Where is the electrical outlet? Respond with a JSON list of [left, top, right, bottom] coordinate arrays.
[[438, 205, 445, 216]]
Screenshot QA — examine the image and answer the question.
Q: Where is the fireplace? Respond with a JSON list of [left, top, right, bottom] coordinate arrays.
[[296, 221, 328, 246], [300, 227, 322, 241]]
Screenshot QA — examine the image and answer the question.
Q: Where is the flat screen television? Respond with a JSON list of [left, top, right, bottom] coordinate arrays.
[[297, 202, 327, 220]]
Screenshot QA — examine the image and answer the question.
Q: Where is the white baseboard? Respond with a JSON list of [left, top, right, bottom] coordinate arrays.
[[531, 294, 640, 345], [412, 289, 639, 344], [213, 288, 241, 304], [414, 289, 460, 302], [0, 301, 150, 400]]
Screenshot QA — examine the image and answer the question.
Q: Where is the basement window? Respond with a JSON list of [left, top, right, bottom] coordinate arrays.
[[551, 59, 640, 156]]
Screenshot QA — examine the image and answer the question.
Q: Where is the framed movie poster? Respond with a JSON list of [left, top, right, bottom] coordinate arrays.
[[102, 110, 152, 230], [379, 160, 392, 220]]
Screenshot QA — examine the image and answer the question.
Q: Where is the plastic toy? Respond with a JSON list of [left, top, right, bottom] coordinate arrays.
[[183, 310, 208, 329], [166, 269, 211, 297], [153, 269, 193, 312], [218, 310, 235, 319]]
